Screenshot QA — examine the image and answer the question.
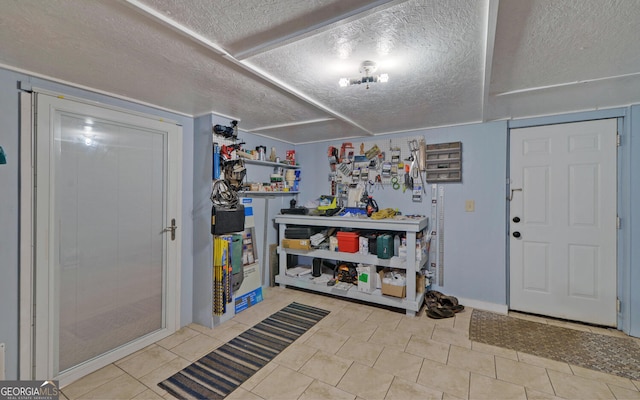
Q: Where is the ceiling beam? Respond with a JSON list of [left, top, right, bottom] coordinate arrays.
[[124, 0, 374, 136], [482, 0, 500, 122], [233, 0, 408, 60]]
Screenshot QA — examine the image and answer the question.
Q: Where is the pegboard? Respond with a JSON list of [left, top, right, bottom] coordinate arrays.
[[327, 135, 427, 201]]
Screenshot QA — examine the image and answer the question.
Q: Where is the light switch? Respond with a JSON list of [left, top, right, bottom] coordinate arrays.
[[465, 200, 475, 212]]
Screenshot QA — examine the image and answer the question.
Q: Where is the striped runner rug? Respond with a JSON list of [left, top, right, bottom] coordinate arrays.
[[159, 302, 330, 399]]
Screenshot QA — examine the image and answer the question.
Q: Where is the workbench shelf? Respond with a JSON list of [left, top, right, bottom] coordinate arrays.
[[274, 214, 429, 316], [243, 159, 300, 169]]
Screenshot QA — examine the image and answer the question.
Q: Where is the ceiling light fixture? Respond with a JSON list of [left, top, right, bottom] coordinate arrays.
[[339, 60, 389, 89]]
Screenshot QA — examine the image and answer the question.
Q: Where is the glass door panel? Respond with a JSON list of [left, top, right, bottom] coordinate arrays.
[[55, 113, 165, 373]]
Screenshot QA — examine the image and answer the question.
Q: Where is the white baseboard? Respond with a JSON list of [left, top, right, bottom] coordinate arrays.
[[457, 297, 508, 314]]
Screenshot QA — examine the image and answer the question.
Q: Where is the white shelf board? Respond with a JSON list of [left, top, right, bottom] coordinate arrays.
[[274, 215, 428, 232], [239, 191, 299, 197], [275, 274, 425, 312], [243, 159, 300, 169], [278, 247, 428, 270]]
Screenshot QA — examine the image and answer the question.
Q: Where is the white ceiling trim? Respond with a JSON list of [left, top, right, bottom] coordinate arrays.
[[482, 0, 500, 122], [124, 0, 229, 56], [249, 117, 335, 132], [493, 71, 640, 97], [233, 0, 406, 60], [125, 0, 374, 137]]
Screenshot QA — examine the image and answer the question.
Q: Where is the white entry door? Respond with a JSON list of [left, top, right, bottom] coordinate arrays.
[[31, 93, 182, 385], [509, 119, 617, 326]]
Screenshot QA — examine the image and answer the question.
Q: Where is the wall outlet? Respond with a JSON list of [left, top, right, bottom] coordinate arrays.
[[465, 200, 475, 212]]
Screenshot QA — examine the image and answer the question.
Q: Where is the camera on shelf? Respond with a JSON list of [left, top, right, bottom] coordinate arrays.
[[213, 120, 238, 139]]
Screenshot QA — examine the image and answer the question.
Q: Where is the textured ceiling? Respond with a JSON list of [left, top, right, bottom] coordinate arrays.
[[1, 0, 639, 143]]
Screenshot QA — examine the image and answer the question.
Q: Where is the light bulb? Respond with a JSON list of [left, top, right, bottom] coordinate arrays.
[[379, 74, 389, 83], [338, 78, 350, 87]]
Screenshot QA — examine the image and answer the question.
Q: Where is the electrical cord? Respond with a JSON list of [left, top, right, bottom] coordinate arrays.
[[211, 179, 239, 209]]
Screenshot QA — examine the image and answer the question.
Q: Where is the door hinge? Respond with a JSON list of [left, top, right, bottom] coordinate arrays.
[[617, 133, 621, 147], [617, 216, 621, 230], [617, 298, 621, 313]]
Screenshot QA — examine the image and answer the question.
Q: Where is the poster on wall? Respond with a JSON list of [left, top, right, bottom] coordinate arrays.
[[234, 198, 263, 313]]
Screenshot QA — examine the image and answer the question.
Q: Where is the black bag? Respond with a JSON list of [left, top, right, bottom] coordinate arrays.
[[211, 204, 245, 234]]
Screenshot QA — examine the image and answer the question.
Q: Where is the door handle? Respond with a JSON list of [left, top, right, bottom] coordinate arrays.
[[512, 231, 521, 238], [163, 218, 177, 241], [508, 188, 522, 201]]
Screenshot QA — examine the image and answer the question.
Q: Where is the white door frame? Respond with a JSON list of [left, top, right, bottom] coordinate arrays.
[[507, 118, 618, 326], [19, 90, 182, 385]]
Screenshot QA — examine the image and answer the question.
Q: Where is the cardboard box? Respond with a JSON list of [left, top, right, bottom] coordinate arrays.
[[281, 238, 311, 250], [378, 270, 406, 298]]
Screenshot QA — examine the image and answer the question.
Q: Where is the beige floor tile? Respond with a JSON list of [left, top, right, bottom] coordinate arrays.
[[396, 315, 436, 339], [336, 319, 378, 340], [299, 350, 352, 386], [335, 337, 384, 367], [225, 387, 265, 400], [569, 365, 637, 390], [417, 359, 470, 399], [365, 308, 403, 328], [272, 342, 318, 371], [137, 357, 191, 396], [635, 380, 640, 391], [525, 388, 565, 400], [60, 392, 70, 400], [495, 356, 554, 394], [298, 380, 356, 400], [452, 313, 472, 331], [447, 345, 496, 378], [430, 315, 455, 328], [469, 372, 527, 400], [316, 312, 351, 331], [155, 326, 200, 350], [251, 365, 313, 400], [117, 345, 178, 379], [442, 393, 465, 400], [372, 347, 424, 382], [131, 389, 164, 400], [303, 329, 350, 354], [62, 364, 125, 400], [169, 334, 223, 362], [336, 362, 394, 400], [207, 322, 251, 343], [608, 385, 640, 399], [332, 305, 373, 323], [547, 369, 616, 399], [368, 327, 412, 351], [431, 326, 472, 349], [405, 335, 450, 364], [386, 376, 443, 400], [471, 341, 519, 360], [78, 373, 147, 400], [517, 352, 573, 374], [240, 361, 278, 391]]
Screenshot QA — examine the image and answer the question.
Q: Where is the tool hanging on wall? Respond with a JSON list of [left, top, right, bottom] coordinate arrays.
[[328, 146, 338, 171], [408, 139, 427, 194]]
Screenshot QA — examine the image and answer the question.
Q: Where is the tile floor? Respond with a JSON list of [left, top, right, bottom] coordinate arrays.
[[60, 287, 640, 400]]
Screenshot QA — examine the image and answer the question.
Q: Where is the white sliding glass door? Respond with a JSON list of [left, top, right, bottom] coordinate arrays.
[[32, 93, 182, 384]]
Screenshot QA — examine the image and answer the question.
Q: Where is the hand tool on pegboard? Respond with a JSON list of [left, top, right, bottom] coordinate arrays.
[[408, 139, 427, 193]]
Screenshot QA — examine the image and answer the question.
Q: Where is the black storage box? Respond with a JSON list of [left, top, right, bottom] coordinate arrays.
[[285, 226, 322, 239], [211, 204, 245, 234]]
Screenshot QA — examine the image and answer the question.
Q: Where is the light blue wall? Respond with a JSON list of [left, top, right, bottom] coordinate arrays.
[[295, 121, 509, 305], [0, 67, 195, 379]]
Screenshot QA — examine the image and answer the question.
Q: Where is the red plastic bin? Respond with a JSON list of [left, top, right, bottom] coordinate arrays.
[[336, 231, 359, 253]]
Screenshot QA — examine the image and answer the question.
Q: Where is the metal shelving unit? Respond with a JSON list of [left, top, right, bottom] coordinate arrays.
[[274, 214, 428, 316]]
